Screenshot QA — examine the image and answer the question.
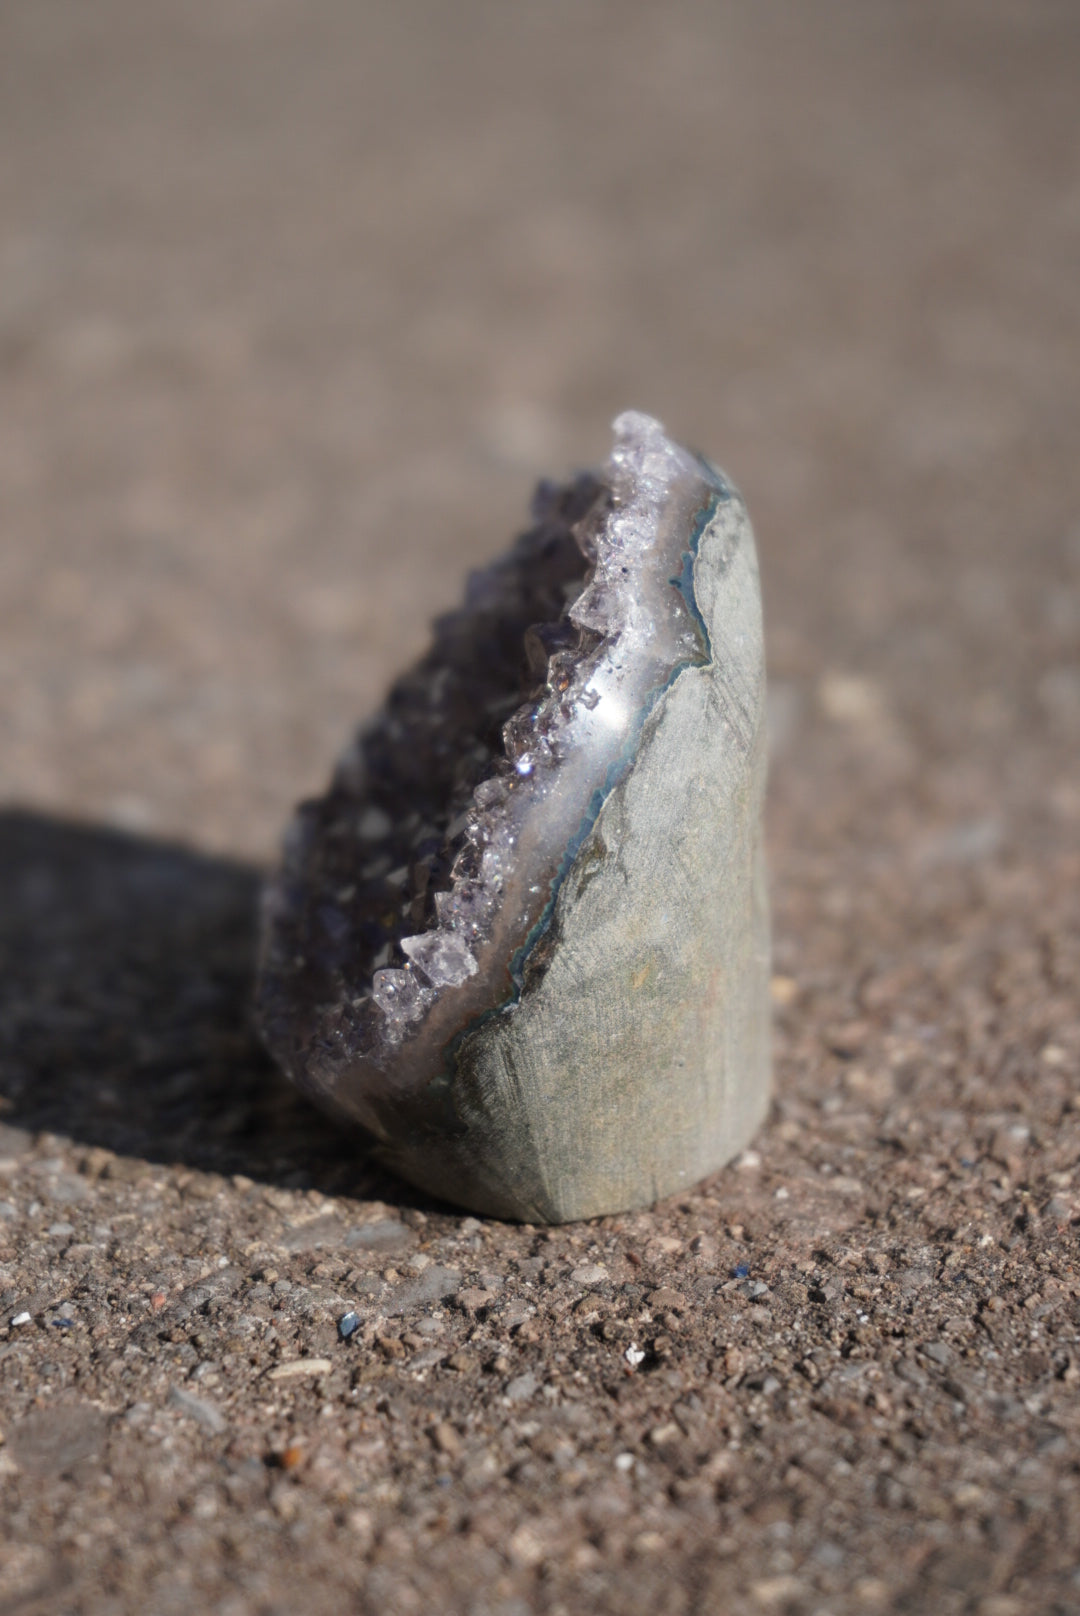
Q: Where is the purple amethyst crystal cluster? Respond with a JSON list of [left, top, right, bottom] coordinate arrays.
[[257, 413, 770, 1222]]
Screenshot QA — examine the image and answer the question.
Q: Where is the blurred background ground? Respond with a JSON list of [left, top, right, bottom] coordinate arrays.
[[1, 2, 1079, 1613]]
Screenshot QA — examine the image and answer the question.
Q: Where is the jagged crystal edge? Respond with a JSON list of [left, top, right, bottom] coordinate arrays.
[[370, 410, 702, 1041]]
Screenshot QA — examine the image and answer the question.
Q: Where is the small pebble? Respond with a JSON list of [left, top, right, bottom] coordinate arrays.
[[570, 1263, 607, 1286], [456, 1287, 494, 1313], [267, 1358, 333, 1381], [169, 1386, 227, 1435], [338, 1311, 361, 1340], [10, 1312, 31, 1327], [409, 1348, 447, 1372], [430, 1420, 461, 1456], [624, 1343, 645, 1369]]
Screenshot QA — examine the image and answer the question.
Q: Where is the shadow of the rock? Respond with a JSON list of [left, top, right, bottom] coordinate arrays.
[[0, 809, 411, 1198]]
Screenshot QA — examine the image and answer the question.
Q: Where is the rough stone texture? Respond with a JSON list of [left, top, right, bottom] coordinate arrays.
[[1, 3, 1079, 1614]]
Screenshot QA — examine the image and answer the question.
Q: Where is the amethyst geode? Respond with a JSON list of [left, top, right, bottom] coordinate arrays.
[[256, 413, 770, 1222]]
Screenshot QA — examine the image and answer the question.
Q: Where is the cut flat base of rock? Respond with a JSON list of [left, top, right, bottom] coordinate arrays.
[[256, 412, 770, 1223]]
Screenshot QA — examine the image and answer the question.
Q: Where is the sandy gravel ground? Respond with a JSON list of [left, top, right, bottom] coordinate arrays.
[[2, 3, 1079, 1612]]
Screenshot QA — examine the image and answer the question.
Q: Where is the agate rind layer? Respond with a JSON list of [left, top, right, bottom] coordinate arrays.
[[256, 412, 770, 1223]]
